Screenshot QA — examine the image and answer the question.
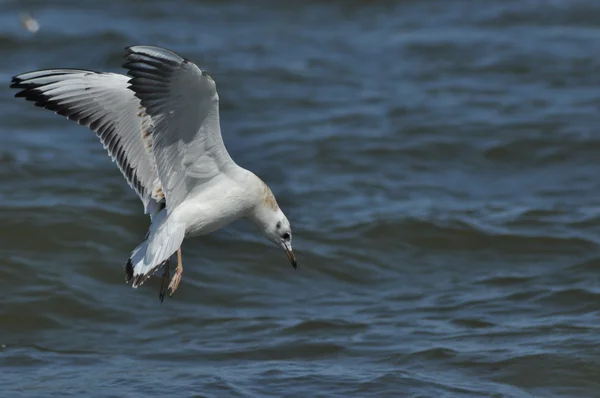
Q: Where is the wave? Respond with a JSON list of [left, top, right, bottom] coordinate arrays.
[[345, 217, 598, 254]]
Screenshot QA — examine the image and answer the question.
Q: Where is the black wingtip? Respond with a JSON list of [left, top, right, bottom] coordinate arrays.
[[125, 258, 133, 282], [9, 78, 20, 89], [9, 76, 27, 95], [123, 45, 184, 67]]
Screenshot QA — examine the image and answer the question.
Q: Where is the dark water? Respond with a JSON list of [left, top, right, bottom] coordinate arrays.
[[2, 1, 600, 396]]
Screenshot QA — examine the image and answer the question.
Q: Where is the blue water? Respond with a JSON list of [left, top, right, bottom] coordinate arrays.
[[2, 1, 600, 397]]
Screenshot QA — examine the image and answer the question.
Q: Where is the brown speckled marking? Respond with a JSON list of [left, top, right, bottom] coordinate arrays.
[[137, 105, 146, 118], [154, 186, 165, 200], [260, 179, 279, 210], [139, 107, 154, 152]]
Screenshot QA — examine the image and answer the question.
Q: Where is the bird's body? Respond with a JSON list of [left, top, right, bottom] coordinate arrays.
[[10, 45, 297, 300], [177, 170, 266, 238]]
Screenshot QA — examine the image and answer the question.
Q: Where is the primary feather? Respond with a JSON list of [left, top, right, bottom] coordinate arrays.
[[123, 45, 236, 212], [10, 69, 164, 216]]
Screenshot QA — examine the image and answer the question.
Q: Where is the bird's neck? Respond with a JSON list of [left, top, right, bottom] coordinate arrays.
[[244, 172, 280, 225]]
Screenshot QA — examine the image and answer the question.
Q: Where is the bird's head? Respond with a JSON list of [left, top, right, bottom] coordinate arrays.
[[249, 181, 296, 269]]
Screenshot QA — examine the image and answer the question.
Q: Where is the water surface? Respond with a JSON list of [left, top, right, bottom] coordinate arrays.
[[1, 1, 600, 397]]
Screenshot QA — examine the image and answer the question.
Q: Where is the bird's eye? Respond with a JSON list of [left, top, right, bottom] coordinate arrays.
[[282, 232, 290, 240]]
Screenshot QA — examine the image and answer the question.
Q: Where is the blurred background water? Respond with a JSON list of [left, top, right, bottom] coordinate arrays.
[[1, 0, 600, 397]]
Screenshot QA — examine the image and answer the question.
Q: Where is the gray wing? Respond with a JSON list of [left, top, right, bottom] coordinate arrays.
[[10, 69, 164, 216], [123, 45, 235, 211]]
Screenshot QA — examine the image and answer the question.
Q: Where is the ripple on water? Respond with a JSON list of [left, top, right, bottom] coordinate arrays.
[[3, 0, 600, 396]]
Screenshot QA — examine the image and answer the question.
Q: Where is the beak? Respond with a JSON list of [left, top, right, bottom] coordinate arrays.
[[284, 244, 297, 269]]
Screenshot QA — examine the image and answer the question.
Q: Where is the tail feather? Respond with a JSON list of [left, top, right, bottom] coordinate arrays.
[[125, 258, 134, 282], [125, 210, 185, 288], [124, 244, 166, 287], [124, 257, 165, 286]]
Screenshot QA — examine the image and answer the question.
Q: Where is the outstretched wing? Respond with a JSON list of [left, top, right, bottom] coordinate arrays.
[[10, 69, 164, 215], [123, 45, 235, 212]]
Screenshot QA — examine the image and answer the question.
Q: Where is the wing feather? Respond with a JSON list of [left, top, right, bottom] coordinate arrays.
[[122, 45, 235, 211], [10, 69, 164, 215]]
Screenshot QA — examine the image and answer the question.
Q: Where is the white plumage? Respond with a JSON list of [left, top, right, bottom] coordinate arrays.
[[11, 45, 297, 300]]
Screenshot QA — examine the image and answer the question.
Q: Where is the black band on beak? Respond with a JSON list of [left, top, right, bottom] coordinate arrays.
[[285, 246, 297, 269]]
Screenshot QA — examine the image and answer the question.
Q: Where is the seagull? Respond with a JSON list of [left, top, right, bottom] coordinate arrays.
[[10, 45, 297, 301]]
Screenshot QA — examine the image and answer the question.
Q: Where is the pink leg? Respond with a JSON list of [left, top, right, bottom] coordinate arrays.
[[168, 247, 183, 297]]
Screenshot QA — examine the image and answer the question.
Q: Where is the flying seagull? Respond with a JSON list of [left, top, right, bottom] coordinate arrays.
[[10, 45, 297, 301]]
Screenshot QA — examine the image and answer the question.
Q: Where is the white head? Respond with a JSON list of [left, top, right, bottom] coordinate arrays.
[[249, 181, 296, 268]]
